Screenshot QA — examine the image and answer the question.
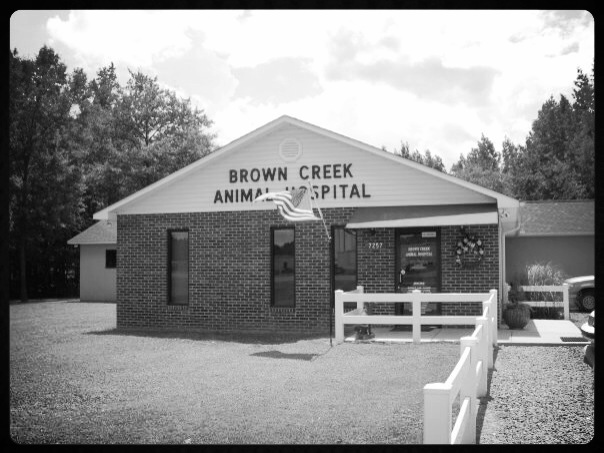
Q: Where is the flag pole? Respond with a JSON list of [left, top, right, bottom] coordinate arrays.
[[307, 182, 333, 347]]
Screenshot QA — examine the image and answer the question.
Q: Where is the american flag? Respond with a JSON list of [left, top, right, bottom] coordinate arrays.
[[254, 187, 319, 222]]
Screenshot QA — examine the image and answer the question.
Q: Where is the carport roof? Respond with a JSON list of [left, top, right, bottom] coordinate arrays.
[[518, 200, 594, 236], [67, 220, 117, 245]]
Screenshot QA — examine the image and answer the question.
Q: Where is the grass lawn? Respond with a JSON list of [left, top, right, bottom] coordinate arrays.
[[10, 301, 461, 445]]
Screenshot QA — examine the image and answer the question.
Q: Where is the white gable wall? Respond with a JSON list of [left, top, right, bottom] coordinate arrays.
[[116, 122, 494, 215]]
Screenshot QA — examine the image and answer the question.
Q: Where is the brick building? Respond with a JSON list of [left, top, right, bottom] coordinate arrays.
[[91, 116, 520, 334]]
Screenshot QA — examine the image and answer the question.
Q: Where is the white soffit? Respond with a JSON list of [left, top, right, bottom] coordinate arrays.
[[346, 204, 499, 229]]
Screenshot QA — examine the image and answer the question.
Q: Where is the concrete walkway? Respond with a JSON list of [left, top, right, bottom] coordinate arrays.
[[497, 319, 588, 345], [344, 319, 588, 345]]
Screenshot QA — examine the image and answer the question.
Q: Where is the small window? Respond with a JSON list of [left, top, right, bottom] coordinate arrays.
[[168, 230, 189, 305], [271, 227, 295, 307], [333, 227, 357, 292], [105, 249, 117, 269]]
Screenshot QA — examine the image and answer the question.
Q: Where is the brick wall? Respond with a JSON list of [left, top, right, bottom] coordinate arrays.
[[117, 210, 499, 334], [441, 224, 500, 317]]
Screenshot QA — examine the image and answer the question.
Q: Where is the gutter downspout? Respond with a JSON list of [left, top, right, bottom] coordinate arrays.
[[498, 206, 522, 326], [501, 217, 522, 309]]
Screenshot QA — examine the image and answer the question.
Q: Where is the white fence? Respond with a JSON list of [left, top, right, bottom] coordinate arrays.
[[333, 287, 498, 444], [517, 284, 570, 320], [334, 286, 498, 346], [423, 290, 497, 444]]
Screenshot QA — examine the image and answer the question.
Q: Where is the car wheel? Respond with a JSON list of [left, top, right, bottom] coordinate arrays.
[[577, 289, 595, 312]]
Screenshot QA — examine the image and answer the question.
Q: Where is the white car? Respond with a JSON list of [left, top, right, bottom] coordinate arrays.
[[565, 275, 595, 312]]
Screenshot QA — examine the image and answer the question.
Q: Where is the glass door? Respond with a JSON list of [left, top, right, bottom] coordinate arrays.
[[395, 228, 441, 316]]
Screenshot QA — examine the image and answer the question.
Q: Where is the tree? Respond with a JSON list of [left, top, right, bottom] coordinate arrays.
[[450, 135, 512, 195], [511, 67, 594, 200], [112, 70, 216, 192], [9, 47, 85, 301], [9, 46, 218, 301], [568, 66, 595, 197], [466, 135, 500, 172], [75, 66, 217, 220], [452, 65, 594, 201], [385, 141, 446, 172]]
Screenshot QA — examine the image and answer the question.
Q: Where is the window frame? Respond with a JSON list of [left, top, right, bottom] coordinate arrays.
[[331, 225, 358, 307], [167, 229, 190, 306], [270, 226, 296, 308], [105, 249, 117, 269]]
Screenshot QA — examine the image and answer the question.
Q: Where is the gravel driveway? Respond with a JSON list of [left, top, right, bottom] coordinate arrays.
[[477, 345, 594, 444]]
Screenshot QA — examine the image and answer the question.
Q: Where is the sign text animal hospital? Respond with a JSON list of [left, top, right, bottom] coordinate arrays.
[[213, 163, 371, 204]]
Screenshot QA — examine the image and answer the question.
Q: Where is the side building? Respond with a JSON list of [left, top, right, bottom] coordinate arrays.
[[67, 220, 117, 302], [505, 200, 595, 282]]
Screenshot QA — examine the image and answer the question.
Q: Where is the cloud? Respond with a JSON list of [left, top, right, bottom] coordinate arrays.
[[541, 10, 593, 37], [327, 50, 499, 107], [46, 11, 194, 74], [232, 58, 322, 105], [32, 9, 593, 170], [559, 42, 580, 56], [153, 36, 238, 112]]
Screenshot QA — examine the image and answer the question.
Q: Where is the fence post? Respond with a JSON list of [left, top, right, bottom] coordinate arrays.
[[562, 283, 569, 320], [475, 323, 488, 397], [335, 290, 344, 344], [459, 337, 477, 444], [481, 298, 492, 352], [489, 289, 498, 347], [412, 290, 422, 344], [423, 383, 452, 444], [356, 285, 364, 311], [476, 317, 490, 393]]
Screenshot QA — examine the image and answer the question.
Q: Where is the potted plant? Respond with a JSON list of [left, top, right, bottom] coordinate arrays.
[[503, 284, 531, 329]]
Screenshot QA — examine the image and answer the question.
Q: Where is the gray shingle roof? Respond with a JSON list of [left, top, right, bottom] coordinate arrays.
[[519, 200, 594, 236], [67, 220, 117, 245]]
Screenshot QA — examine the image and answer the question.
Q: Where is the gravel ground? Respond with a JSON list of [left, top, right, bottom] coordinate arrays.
[[477, 345, 594, 444], [11, 301, 595, 444], [10, 301, 461, 444]]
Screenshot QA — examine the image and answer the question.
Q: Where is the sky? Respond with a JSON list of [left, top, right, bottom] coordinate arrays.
[[10, 10, 594, 169]]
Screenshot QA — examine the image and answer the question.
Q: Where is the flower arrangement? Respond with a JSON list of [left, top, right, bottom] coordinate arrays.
[[455, 229, 485, 267]]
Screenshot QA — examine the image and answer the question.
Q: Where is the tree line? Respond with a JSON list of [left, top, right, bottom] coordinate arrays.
[[385, 65, 595, 201], [9, 46, 216, 301]]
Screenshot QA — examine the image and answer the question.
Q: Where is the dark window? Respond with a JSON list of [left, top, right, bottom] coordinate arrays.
[[105, 249, 117, 269], [168, 230, 189, 305], [333, 226, 357, 292], [272, 227, 295, 307]]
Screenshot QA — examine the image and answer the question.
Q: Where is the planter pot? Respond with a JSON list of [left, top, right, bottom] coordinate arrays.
[[503, 304, 531, 330]]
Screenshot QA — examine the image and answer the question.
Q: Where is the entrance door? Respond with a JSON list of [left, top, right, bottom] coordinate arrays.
[[395, 229, 441, 316]]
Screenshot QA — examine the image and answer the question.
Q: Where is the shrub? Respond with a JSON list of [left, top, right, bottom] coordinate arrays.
[[524, 262, 568, 319]]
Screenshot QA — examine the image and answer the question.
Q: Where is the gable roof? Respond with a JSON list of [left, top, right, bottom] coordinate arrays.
[[93, 115, 519, 220], [518, 200, 594, 236], [67, 220, 117, 245]]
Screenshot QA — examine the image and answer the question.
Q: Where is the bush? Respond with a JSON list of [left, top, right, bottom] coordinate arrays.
[[509, 262, 568, 320], [526, 261, 567, 286]]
